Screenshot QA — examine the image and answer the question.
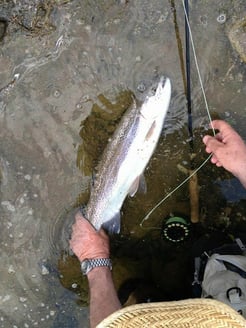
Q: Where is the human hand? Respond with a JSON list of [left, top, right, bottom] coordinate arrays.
[[69, 212, 110, 262], [203, 120, 246, 187]]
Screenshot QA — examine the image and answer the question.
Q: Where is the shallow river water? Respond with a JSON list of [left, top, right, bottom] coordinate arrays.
[[0, 0, 246, 327]]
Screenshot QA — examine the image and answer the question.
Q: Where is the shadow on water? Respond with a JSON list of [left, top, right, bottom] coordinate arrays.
[[1, 0, 246, 327]]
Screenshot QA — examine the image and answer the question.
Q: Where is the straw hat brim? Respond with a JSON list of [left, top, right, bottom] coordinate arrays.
[[97, 298, 246, 327]]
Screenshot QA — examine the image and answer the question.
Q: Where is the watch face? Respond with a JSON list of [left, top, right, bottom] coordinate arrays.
[[81, 259, 89, 274]]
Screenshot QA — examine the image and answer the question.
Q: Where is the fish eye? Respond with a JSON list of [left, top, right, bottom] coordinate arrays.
[[150, 86, 157, 95]]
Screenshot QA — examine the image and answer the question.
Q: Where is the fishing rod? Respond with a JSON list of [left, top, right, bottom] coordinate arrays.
[[184, 0, 199, 224], [169, 0, 194, 152]]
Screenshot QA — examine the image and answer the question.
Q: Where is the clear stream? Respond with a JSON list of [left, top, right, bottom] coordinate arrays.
[[0, 1, 246, 327]]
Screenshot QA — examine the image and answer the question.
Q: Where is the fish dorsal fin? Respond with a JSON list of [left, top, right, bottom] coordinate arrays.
[[128, 175, 147, 197]]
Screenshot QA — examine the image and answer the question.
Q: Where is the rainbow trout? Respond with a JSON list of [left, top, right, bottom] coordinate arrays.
[[86, 77, 171, 233]]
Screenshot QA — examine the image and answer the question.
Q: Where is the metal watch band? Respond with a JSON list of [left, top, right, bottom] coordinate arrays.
[[81, 258, 112, 275]]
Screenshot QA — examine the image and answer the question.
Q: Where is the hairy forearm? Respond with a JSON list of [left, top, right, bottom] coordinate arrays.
[[88, 267, 122, 328], [234, 158, 246, 189]]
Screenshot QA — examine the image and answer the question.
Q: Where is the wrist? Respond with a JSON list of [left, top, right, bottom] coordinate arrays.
[[78, 252, 110, 263], [87, 266, 111, 282], [87, 266, 113, 290]]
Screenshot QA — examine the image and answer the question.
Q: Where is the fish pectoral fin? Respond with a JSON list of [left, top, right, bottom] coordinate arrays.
[[102, 212, 121, 234], [145, 121, 156, 141], [128, 175, 147, 197]]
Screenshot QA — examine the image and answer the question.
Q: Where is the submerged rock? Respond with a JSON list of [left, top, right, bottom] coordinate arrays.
[[227, 17, 246, 63]]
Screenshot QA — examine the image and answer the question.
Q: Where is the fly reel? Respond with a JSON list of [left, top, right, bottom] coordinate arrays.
[[161, 215, 190, 243]]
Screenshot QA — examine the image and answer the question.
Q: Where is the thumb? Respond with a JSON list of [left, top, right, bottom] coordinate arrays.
[[98, 228, 109, 241], [203, 135, 222, 153]]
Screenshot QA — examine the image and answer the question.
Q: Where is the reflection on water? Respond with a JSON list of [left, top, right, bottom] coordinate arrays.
[[0, 0, 246, 327]]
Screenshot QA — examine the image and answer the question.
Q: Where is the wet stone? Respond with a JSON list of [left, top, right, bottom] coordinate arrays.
[[53, 90, 62, 98], [1, 201, 16, 212], [41, 264, 49, 275], [8, 265, 15, 274], [19, 297, 27, 303], [217, 13, 227, 24]]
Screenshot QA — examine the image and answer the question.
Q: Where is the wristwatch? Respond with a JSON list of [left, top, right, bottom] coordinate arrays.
[[81, 258, 112, 275]]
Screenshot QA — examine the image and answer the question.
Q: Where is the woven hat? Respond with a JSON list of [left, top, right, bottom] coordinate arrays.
[[97, 298, 246, 328]]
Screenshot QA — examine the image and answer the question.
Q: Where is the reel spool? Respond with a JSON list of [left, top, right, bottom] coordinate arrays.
[[162, 215, 190, 243]]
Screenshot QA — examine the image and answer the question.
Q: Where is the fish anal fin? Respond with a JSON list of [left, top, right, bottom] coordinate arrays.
[[102, 211, 121, 234], [128, 174, 147, 197]]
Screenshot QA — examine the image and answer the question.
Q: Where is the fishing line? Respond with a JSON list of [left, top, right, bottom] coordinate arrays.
[[140, 1, 216, 229], [139, 155, 212, 229]]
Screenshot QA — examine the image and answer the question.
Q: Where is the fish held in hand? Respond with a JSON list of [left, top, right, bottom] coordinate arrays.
[[86, 77, 172, 233]]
